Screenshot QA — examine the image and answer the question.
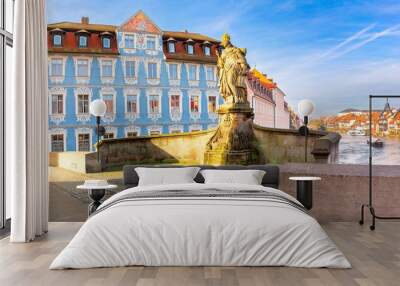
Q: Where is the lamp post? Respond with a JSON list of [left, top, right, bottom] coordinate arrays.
[[298, 99, 315, 162], [89, 99, 107, 162]]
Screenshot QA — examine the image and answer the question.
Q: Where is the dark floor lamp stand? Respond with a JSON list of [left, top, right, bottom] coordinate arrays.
[[304, 116, 308, 162], [359, 95, 400, 230], [299, 116, 309, 162], [96, 116, 100, 162]]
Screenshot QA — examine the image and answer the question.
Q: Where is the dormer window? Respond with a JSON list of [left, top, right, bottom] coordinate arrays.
[[79, 35, 88, 48], [168, 42, 175, 53], [50, 28, 65, 47], [186, 39, 195, 55], [187, 44, 194, 54], [102, 37, 111, 49], [100, 31, 113, 49], [204, 46, 211, 56], [53, 34, 62, 47], [166, 38, 176, 53], [76, 29, 90, 48], [203, 41, 211, 56]]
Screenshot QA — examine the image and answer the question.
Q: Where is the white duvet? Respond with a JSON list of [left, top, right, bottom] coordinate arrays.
[[50, 183, 351, 269]]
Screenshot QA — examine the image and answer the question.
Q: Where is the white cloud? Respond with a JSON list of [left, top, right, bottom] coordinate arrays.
[[324, 24, 400, 60], [318, 24, 376, 59]]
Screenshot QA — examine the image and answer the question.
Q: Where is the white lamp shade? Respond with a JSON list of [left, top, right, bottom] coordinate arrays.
[[90, 99, 107, 117], [298, 99, 315, 116]]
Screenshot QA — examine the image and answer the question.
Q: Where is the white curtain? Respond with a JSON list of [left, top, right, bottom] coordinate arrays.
[[9, 0, 49, 242]]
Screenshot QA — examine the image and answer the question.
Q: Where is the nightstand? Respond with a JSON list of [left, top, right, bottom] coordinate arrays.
[[77, 183, 117, 216], [289, 176, 321, 210]]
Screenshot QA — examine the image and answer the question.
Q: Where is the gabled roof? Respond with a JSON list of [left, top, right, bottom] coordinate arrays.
[[162, 31, 219, 43], [119, 10, 162, 34]]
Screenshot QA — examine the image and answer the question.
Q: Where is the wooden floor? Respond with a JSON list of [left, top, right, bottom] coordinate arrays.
[[0, 222, 399, 286]]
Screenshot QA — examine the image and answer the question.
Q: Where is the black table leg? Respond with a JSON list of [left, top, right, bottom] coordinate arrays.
[[296, 181, 313, 210], [88, 189, 106, 216]]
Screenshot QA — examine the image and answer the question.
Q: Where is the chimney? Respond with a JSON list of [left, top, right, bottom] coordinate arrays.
[[81, 17, 89, 25]]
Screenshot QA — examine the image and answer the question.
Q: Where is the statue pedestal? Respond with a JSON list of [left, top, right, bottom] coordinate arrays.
[[204, 103, 259, 165]]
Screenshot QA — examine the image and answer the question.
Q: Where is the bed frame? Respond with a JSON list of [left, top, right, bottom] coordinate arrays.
[[122, 164, 280, 189]]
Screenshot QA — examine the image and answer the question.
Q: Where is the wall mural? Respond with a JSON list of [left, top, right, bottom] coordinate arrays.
[[47, 3, 400, 167], [45, 1, 400, 223]]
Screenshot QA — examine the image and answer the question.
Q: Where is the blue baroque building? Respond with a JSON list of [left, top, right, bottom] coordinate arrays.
[[47, 11, 222, 152]]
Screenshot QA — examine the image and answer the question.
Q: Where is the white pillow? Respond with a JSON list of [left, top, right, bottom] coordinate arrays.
[[135, 167, 200, 186], [200, 169, 266, 185]]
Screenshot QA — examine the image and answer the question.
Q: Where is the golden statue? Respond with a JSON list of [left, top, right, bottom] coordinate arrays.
[[204, 33, 259, 165], [216, 33, 250, 105]]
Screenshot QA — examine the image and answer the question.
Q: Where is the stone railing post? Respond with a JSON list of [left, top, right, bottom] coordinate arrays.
[[311, 132, 341, 163]]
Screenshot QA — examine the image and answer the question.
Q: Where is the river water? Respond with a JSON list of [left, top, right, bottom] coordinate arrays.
[[336, 135, 400, 165]]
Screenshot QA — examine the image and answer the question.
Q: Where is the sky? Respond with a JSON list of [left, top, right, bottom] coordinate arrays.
[[47, 0, 400, 117]]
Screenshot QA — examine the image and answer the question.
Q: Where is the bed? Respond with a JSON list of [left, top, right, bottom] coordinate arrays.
[[50, 165, 350, 269]]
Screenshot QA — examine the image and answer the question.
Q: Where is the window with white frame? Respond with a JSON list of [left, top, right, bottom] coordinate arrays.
[[51, 134, 64, 152], [101, 60, 113, 77], [170, 128, 182, 134], [127, 131, 138, 138], [170, 94, 180, 113], [103, 94, 114, 114], [206, 66, 215, 81], [149, 95, 160, 114], [126, 94, 138, 114], [169, 63, 178, 80], [204, 45, 211, 56], [187, 43, 194, 55], [125, 60, 135, 78], [124, 34, 135, 48], [147, 35, 156, 50], [190, 125, 202, 132], [150, 130, 161, 136], [188, 64, 197, 81], [77, 94, 89, 114], [168, 41, 175, 53], [2, 0, 15, 228], [78, 35, 88, 48], [147, 62, 157, 79], [51, 94, 64, 114], [190, 95, 200, 113], [78, 133, 91, 151], [51, 58, 63, 76], [53, 34, 62, 47], [103, 133, 114, 139], [77, 59, 89, 77], [102, 37, 111, 49], [208, 95, 217, 113]]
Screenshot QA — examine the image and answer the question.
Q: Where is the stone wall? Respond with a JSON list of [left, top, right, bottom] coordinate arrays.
[[49, 151, 89, 173], [253, 125, 340, 163], [279, 163, 400, 222], [86, 130, 215, 172], [83, 126, 340, 172]]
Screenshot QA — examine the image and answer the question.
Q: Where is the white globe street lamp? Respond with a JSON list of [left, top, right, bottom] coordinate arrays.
[[90, 99, 107, 162], [90, 99, 107, 117], [297, 99, 315, 162], [298, 99, 315, 117]]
